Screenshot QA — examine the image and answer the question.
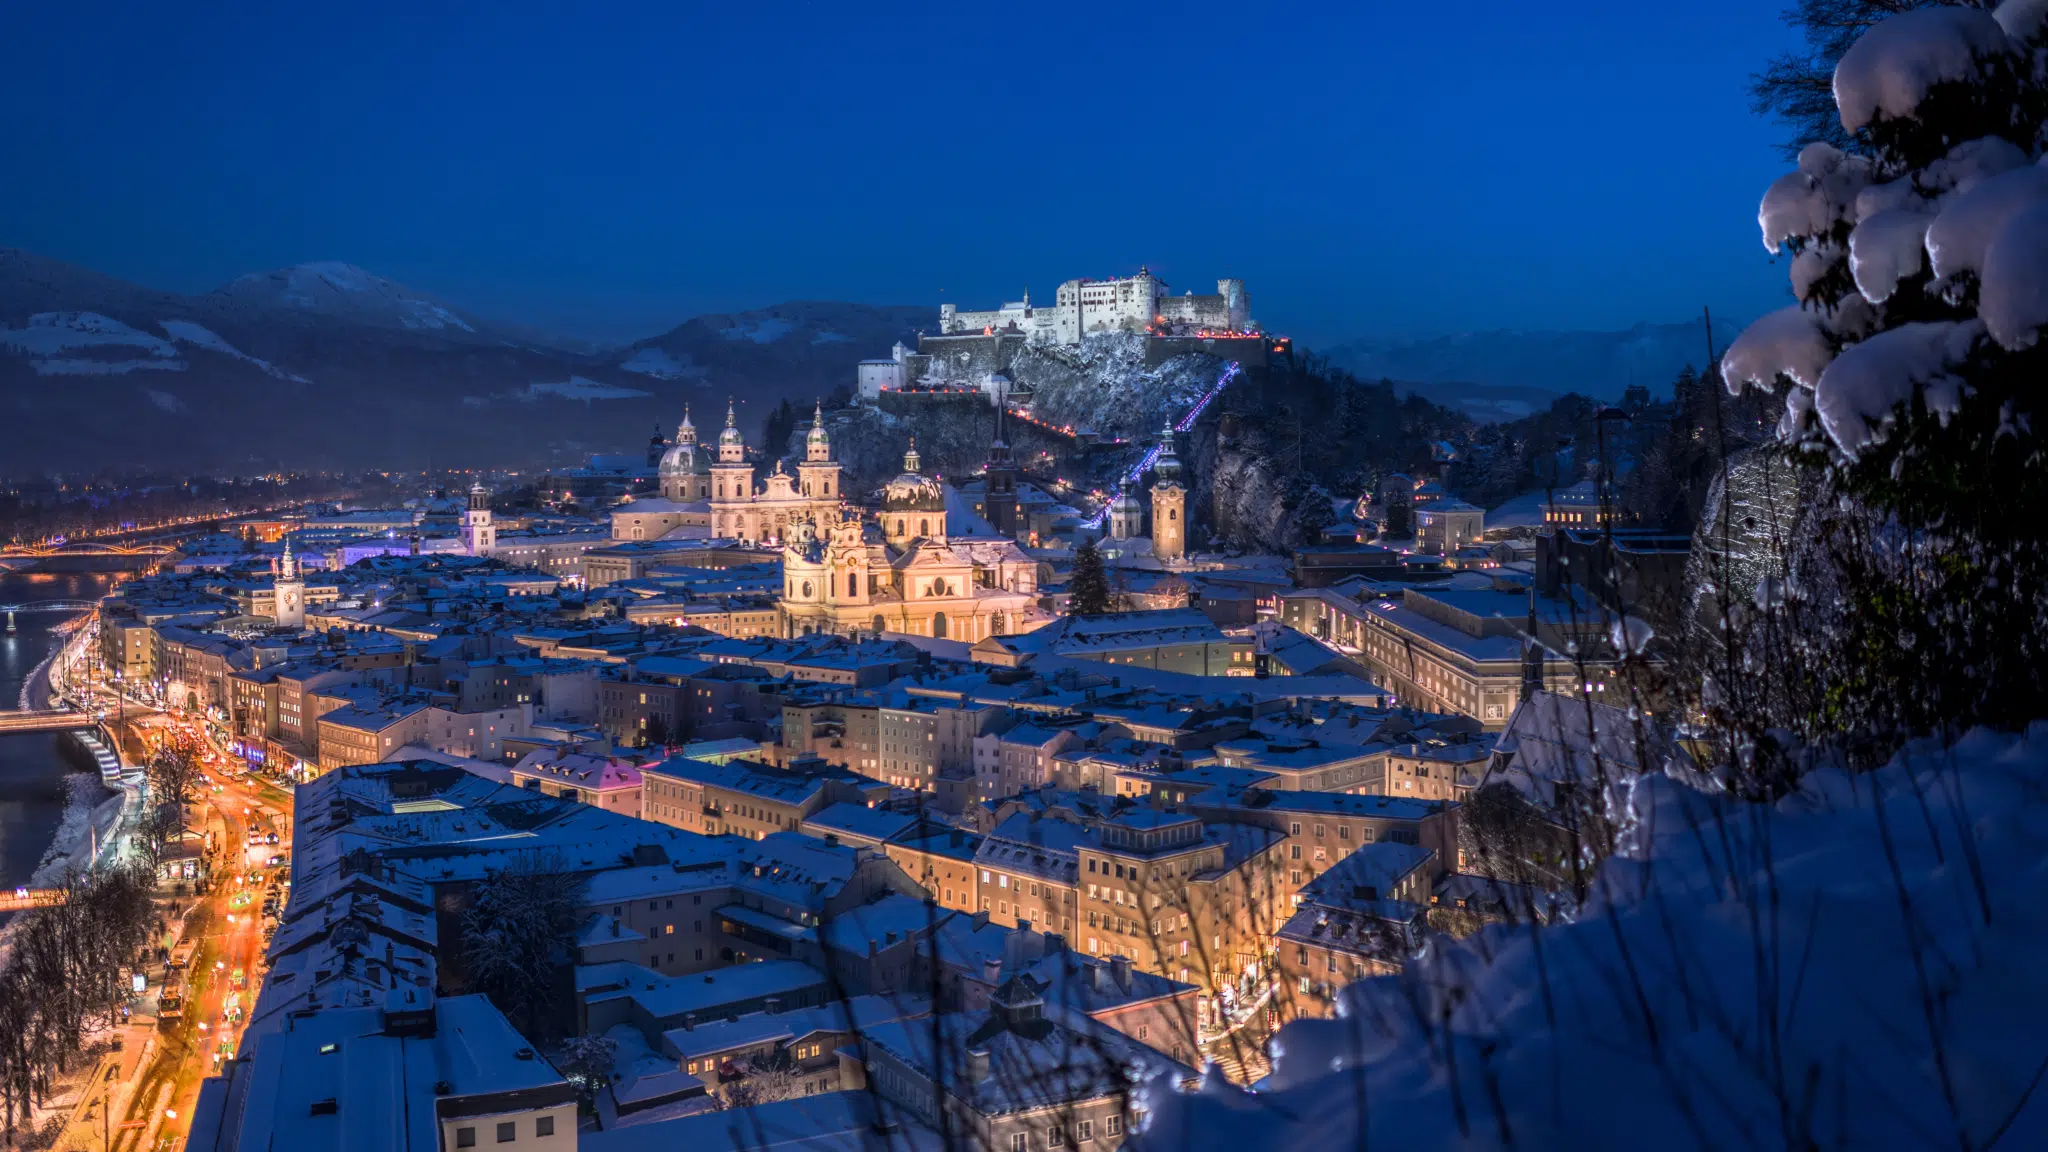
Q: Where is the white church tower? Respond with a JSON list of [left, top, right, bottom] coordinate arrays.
[[463, 480, 496, 557], [274, 537, 305, 629]]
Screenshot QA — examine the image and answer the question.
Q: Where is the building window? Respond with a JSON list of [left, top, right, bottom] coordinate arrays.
[[1012, 1135, 1028, 1152], [497, 1121, 516, 1142], [536, 1116, 555, 1137], [456, 1129, 476, 1148]]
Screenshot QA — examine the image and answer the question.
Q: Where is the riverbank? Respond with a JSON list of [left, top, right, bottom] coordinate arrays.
[[0, 572, 115, 894], [28, 771, 127, 887]]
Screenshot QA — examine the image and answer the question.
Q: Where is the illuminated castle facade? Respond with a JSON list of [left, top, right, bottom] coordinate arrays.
[[938, 268, 1254, 343]]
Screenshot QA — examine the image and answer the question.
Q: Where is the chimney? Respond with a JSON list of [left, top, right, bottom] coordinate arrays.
[[1003, 927, 1034, 974], [965, 1048, 991, 1083], [764, 996, 782, 1015], [1043, 932, 1064, 954], [982, 957, 1002, 984], [1110, 955, 1133, 992], [972, 910, 990, 930], [683, 1012, 697, 1032]]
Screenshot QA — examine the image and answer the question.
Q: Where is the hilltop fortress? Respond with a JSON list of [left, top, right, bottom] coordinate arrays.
[[939, 267, 1252, 343], [859, 267, 1283, 402]]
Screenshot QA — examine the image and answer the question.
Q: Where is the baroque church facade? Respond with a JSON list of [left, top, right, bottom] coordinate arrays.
[[610, 401, 843, 545], [779, 441, 1045, 642]]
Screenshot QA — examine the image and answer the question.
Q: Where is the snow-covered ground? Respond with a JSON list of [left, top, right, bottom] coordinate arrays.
[[160, 320, 310, 382], [1017, 333, 1226, 440], [28, 774, 125, 888], [1137, 723, 2048, 1148], [0, 311, 187, 375], [618, 345, 704, 380], [1486, 490, 1547, 529], [720, 317, 793, 343], [224, 262, 478, 333]]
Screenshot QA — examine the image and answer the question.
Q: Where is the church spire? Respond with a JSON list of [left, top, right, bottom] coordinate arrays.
[[903, 435, 921, 474]]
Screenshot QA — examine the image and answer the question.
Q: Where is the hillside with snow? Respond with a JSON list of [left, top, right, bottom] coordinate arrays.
[[1138, 724, 2048, 1148], [614, 300, 930, 400], [1013, 333, 1229, 439]]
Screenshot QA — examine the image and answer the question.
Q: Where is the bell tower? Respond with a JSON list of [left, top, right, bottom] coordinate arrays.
[[463, 481, 496, 556], [710, 399, 758, 540], [982, 389, 1019, 538], [274, 536, 305, 629], [1150, 425, 1186, 563], [798, 400, 841, 503]]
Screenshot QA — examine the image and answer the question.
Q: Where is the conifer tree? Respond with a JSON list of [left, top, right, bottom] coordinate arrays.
[[1721, 2, 2048, 748], [1068, 538, 1110, 615]]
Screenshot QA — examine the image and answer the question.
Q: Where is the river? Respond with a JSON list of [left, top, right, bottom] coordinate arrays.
[[0, 570, 117, 891]]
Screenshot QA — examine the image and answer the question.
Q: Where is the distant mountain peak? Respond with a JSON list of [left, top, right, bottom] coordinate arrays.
[[216, 262, 479, 334]]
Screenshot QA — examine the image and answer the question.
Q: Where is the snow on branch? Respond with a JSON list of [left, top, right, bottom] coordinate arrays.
[[1833, 6, 2011, 133], [1814, 319, 1984, 453]]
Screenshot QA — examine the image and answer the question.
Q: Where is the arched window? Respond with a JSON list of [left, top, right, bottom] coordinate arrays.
[[920, 519, 930, 537], [848, 574, 858, 596], [933, 612, 948, 639], [896, 519, 905, 536], [1169, 508, 1178, 521], [800, 580, 813, 598]]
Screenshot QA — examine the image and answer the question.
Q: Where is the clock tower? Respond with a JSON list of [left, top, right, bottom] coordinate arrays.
[[274, 537, 305, 629], [463, 481, 496, 556]]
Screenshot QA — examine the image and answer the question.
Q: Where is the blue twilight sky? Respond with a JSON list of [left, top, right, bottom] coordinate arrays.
[[0, 1, 1799, 348]]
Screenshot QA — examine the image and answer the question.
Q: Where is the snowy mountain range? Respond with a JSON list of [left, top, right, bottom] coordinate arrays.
[[0, 250, 928, 474]]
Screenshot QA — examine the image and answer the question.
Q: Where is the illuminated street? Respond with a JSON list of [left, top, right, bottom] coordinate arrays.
[[45, 634, 294, 1152]]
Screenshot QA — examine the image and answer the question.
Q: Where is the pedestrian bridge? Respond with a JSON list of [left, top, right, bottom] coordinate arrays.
[[0, 708, 97, 733], [0, 887, 66, 912]]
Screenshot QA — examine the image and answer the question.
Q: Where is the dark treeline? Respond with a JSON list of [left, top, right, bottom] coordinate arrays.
[[0, 863, 158, 1142]]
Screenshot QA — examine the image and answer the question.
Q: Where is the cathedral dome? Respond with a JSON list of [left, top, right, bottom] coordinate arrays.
[[658, 440, 704, 475], [1110, 489, 1144, 514], [883, 438, 945, 512]]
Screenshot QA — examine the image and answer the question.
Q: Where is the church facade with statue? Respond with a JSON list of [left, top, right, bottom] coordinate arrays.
[[779, 441, 1046, 642]]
